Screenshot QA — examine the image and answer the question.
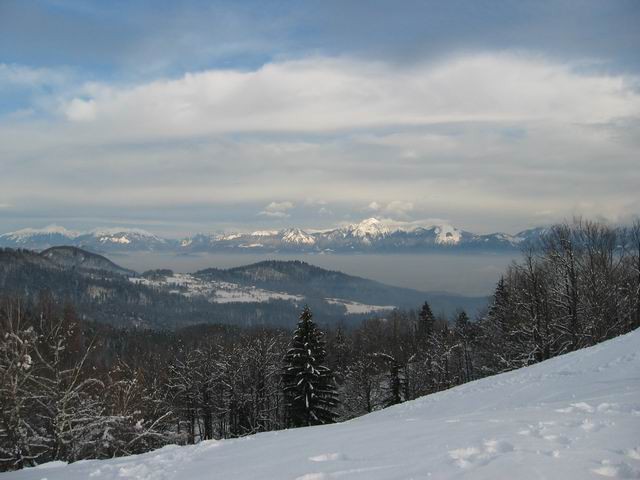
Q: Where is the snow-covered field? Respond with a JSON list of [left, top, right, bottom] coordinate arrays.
[[130, 274, 304, 304], [6, 329, 639, 480], [325, 298, 396, 315], [130, 274, 393, 313]]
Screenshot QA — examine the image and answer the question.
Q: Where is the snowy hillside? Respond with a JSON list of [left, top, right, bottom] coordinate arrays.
[[130, 273, 305, 304], [131, 272, 403, 314], [6, 329, 639, 480]]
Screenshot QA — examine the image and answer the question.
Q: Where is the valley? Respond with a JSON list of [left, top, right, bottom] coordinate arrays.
[[0, 247, 487, 329]]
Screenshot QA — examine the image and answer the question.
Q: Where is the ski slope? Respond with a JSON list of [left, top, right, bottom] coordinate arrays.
[[6, 329, 640, 480]]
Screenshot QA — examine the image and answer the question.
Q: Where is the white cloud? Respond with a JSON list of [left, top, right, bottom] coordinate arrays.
[[382, 200, 414, 218], [258, 201, 294, 218], [367, 201, 413, 218], [64, 98, 97, 122], [54, 54, 639, 139]]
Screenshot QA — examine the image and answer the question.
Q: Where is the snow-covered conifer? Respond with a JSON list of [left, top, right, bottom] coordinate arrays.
[[282, 307, 338, 427]]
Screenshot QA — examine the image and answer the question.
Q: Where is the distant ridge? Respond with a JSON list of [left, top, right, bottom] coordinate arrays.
[[0, 218, 550, 253]]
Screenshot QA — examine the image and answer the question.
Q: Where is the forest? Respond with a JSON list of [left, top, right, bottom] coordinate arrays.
[[1, 219, 639, 472]]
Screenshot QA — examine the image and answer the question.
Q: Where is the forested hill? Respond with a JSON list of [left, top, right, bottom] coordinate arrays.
[[195, 260, 486, 313], [41, 246, 136, 276], [0, 248, 485, 329]]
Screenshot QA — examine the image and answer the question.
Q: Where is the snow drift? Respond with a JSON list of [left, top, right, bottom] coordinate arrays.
[[5, 329, 640, 480]]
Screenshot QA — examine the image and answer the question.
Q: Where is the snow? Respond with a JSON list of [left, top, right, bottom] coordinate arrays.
[[325, 298, 395, 315], [84, 228, 165, 245], [100, 235, 130, 244], [89, 227, 159, 238], [130, 274, 303, 304], [7, 327, 639, 480], [281, 228, 316, 245], [251, 230, 279, 237], [433, 224, 462, 245], [0, 224, 80, 241], [220, 233, 242, 240], [344, 218, 391, 239], [212, 287, 301, 304]]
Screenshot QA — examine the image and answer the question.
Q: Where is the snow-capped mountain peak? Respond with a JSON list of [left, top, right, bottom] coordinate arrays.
[[251, 230, 279, 237], [219, 233, 242, 241], [88, 227, 164, 245], [345, 217, 391, 239], [432, 224, 462, 245], [0, 220, 550, 253], [0, 224, 80, 242], [89, 227, 158, 237], [281, 228, 316, 245]]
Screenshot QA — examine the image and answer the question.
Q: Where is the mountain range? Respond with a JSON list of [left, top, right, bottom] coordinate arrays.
[[0, 218, 547, 254]]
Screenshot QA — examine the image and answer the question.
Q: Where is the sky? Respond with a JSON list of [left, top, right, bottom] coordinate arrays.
[[0, 0, 639, 237]]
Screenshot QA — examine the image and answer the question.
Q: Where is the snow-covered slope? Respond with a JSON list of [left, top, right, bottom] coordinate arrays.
[[130, 273, 304, 304], [432, 223, 462, 245], [76, 228, 169, 251], [281, 228, 316, 245], [7, 329, 640, 480], [343, 217, 391, 239]]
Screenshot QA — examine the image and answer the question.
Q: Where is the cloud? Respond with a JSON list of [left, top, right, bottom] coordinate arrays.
[[304, 198, 328, 206], [49, 53, 639, 141], [258, 201, 295, 218], [64, 98, 97, 121], [1, 54, 639, 234], [0, 63, 70, 88], [367, 201, 413, 218], [382, 200, 414, 218]]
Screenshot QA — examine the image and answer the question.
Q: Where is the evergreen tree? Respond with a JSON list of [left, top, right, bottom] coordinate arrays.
[[453, 310, 474, 383], [417, 301, 435, 342], [282, 307, 338, 427]]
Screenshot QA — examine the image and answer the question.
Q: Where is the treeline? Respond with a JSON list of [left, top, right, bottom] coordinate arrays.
[[479, 218, 640, 372], [1, 219, 639, 472]]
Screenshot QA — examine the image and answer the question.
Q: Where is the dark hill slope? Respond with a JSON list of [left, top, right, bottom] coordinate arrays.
[[197, 260, 488, 315], [41, 246, 136, 276]]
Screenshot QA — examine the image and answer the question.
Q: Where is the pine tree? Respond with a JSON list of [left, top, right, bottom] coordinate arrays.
[[417, 301, 435, 342], [282, 307, 338, 427], [477, 276, 513, 374], [453, 310, 474, 383]]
